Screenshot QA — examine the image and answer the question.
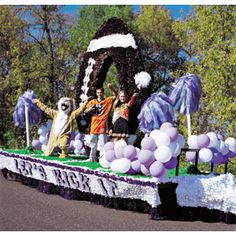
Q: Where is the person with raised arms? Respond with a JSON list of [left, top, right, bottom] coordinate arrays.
[[85, 83, 117, 162]]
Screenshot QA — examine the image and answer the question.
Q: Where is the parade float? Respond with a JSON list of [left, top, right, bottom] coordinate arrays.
[[1, 17, 235, 224]]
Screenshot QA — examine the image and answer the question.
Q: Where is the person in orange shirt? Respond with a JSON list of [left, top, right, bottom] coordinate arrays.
[[85, 84, 117, 162]]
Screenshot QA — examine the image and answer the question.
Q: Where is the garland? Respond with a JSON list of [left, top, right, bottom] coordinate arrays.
[[87, 33, 137, 52]]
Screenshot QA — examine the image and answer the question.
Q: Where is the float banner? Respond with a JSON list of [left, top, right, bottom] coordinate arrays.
[[0, 151, 161, 208]]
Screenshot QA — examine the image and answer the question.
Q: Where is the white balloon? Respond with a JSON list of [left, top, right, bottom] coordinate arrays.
[[135, 147, 141, 154], [84, 134, 91, 147], [199, 148, 213, 162], [207, 132, 220, 148], [99, 156, 111, 168], [45, 120, 52, 130], [152, 131, 171, 147], [74, 148, 80, 155], [41, 144, 47, 152], [154, 146, 173, 163], [225, 137, 236, 147], [160, 122, 174, 131], [150, 129, 162, 140], [131, 159, 141, 172], [110, 158, 131, 173], [187, 135, 198, 148], [39, 135, 48, 145], [73, 140, 83, 150], [38, 126, 48, 135], [114, 139, 127, 150], [80, 147, 87, 155], [228, 145, 236, 153]]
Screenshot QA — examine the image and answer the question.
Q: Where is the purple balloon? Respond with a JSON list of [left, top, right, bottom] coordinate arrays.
[[217, 134, 224, 140], [104, 141, 115, 151], [74, 133, 82, 140], [104, 150, 116, 162], [141, 137, 156, 151], [226, 150, 236, 159], [210, 147, 219, 154], [165, 127, 178, 142], [131, 159, 141, 172], [127, 166, 137, 174], [221, 155, 228, 164], [164, 157, 178, 169], [186, 151, 196, 162], [160, 122, 174, 131], [32, 139, 42, 149], [71, 132, 76, 140], [69, 140, 74, 150], [115, 146, 124, 159], [211, 152, 223, 165], [197, 134, 210, 148], [123, 145, 137, 160], [140, 164, 151, 176], [138, 150, 155, 165], [149, 161, 165, 177], [73, 140, 83, 150]]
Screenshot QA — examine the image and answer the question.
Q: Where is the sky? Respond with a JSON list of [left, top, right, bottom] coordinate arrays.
[[61, 5, 191, 20]]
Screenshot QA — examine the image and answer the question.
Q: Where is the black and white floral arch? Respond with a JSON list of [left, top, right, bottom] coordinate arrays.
[[75, 17, 152, 134]]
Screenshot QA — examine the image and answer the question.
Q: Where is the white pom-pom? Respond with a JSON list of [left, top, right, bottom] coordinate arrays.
[[134, 71, 152, 89]]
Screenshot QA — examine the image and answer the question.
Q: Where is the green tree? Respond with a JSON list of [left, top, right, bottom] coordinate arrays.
[[0, 5, 76, 147], [134, 6, 184, 92], [70, 5, 134, 53], [0, 6, 28, 147], [20, 5, 76, 103], [173, 5, 236, 137]]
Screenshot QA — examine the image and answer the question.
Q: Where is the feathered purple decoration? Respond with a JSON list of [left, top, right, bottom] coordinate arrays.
[[169, 74, 201, 115], [13, 90, 42, 128], [138, 92, 175, 134]]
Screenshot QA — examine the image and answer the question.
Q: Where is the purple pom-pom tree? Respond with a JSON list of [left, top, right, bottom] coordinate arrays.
[[169, 73, 201, 137], [137, 92, 175, 134], [13, 90, 42, 147]]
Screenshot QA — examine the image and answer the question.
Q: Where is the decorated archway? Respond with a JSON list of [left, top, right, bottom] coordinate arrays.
[[75, 17, 152, 134]]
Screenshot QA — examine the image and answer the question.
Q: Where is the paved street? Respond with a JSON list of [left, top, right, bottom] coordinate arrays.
[[0, 176, 235, 231]]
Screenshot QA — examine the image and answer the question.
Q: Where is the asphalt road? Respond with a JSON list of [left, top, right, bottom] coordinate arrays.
[[0, 176, 235, 231]]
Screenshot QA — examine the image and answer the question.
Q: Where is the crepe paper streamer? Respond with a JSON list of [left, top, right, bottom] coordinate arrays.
[[169, 73, 201, 137], [138, 92, 175, 134], [13, 90, 42, 146]]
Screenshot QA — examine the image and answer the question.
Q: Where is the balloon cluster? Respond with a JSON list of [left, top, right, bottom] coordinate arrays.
[[70, 132, 87, 156], [100, 122, 185, 178], [186, 132, 236, 164], [31, 120, 52, 152], [32, 120, 87, 155]]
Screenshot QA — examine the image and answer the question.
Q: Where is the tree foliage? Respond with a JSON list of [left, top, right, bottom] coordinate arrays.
[[0, 5, 235, 148], [134, 6, 184, 92], [173, 5, 236, 137]]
